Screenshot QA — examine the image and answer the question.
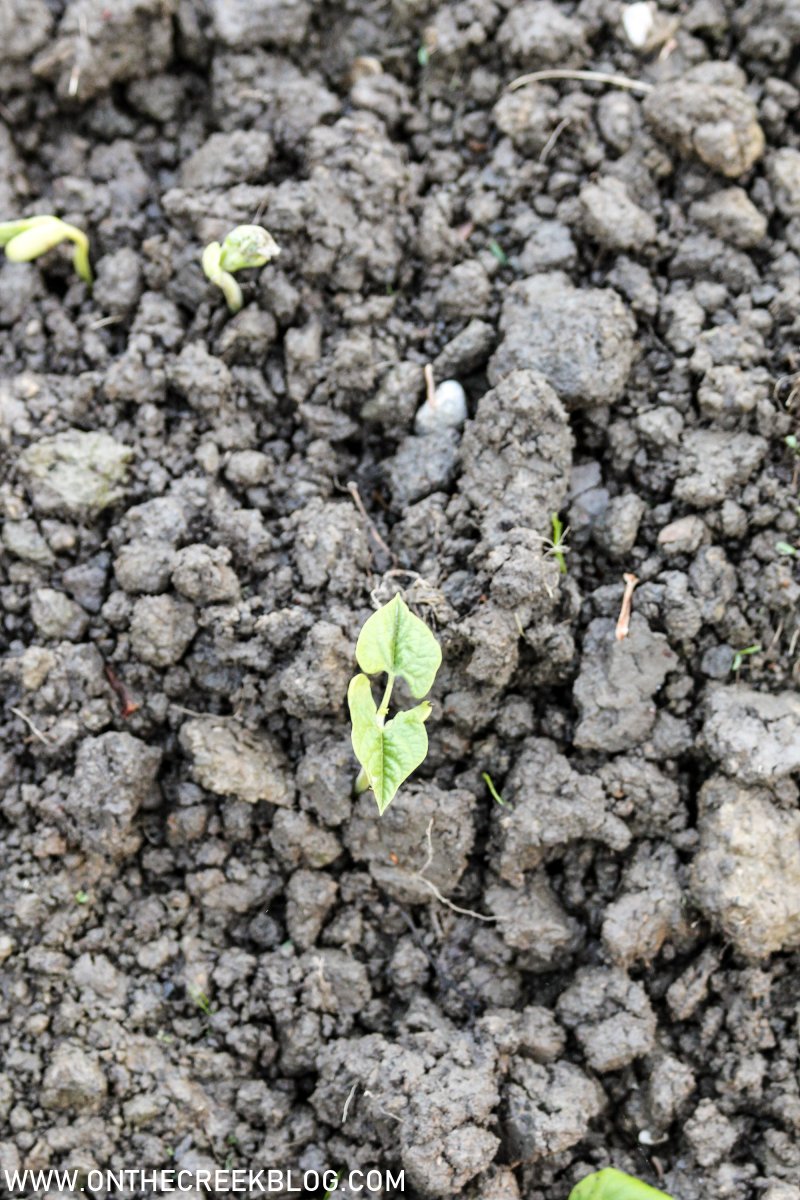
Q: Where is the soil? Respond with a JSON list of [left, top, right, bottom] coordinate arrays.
[[1, 1, 800, 1199]]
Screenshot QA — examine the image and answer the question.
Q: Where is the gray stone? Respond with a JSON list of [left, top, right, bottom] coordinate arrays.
[[459, 369, 573, 541], [180, 130, 273, 189], [64, 732, 162, 859], [767, 147, 800, 218], [2, 519, 54, 565], [19, 430, 132, 518], [519, 220, 577, 273], [0, 0, 52, 64], [437, 260, 491, 320], [130, 594, 197, 666], [179, 717, 292, 806], [643, 69, 765, 177], [171, 544, 240, 604], [689, 187, 767, 247], [573, 616, 678, 752], [489, 274, 637, 408], [113, 539, 175, 594], [41, 1043, 107, 1112], [486, 875, 581, 967], [701, 686, 800, 784], [93, 248, 143, 316], [691, 776, 800, 958], [697, 365, 769, 425], [209, 0, 312, 48], [593, 492, 646, 558], [384, 431, 459, 509], [494, 738, 631, 884], [506, 1059, 605, 1160], [578, 177, 657, 252], [286, 870, 338, 949], [673, 430, 767, 508], [496, 0, 588, 66], [30, 588, 88, 641], [557, 966, 657, 1071], [657, 515, 708, 557]]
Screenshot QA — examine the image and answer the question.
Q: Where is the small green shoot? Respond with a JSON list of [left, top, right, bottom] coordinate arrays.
[[488, 238, 508, 265], [731, 644, 760, 674], [417, 44, 429, 66], [324, 1171, 343, 1200], [202, 224, 280, 314], [74, 889, 90, 905], [348, 594, 442, 814], [785, 434, 800, 455], [776, 541, 798, 557], [0, 215, 92, 286], [568, 1168, 672, 1200], [482, 771, 508, 807], [546, 512, 569, 574], [187, 983, 214, 1017]]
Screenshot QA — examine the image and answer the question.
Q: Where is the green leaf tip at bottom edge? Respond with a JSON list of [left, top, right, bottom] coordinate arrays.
[[567, 1169, 674, 1200], [355, 593, 442, 699], [347, 672, 432, 814]]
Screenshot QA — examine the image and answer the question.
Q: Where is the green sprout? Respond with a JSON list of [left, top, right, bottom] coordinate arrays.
[[568, 1169, 672, 1200], [187, 983, 214, 1017], [776, 541, 798, 557], [0, 215, 92, 286], [731, 644, 760, 674], [546, 512, 569, 574], [785, 434, 800, 456], [348, 594, 442, 814], [482, 771, 508, 807], [488, 238, 508, 265], [74, 889, 90, 905], [202, 224, 280, 314]]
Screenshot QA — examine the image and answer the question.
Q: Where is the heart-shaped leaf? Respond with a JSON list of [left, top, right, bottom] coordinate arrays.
[[348, 672, 431, 814], [355, 593, 442, 698]]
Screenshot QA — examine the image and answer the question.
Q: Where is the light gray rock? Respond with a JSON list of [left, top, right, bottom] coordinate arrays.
[[573, 616, 678, 752], [179, 130, 273, 189], [486, 875, 581, 967], [179, 717, 292, 806], [557, 966, 657, 1071], [701, 686, 800, 784], [64, 732, 162, 859], [30, 588, 88, 641], [286, 870, 338, 949], [171, 544, 240, 604], [643, 68, 765, 177], [767, 147, 800, 218], [3, 519, 54, 565], [496, 0, 588, 66], [691, 776, 800, 958], [494, 737, 631, 884], [19, 431, 132, 518], [673, 429, 767, 508], [489, 274, 637, 408], [689, 187, 767, 247], [459, 369, 573, 541], [130, 594, 197, 666], [578, 177, 657, 251], [113, 539, 175, 594], [593, 492, 646, 558], [41, 1043, 107, 1112], [208, 0, 312, 48], [506, 1059, 605, 1160]]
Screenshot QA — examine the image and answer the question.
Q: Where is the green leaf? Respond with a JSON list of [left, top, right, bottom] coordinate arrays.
[[355, 594, 442, 698], [568, 1169, 673, 1200], [348, 673, 431, 814]]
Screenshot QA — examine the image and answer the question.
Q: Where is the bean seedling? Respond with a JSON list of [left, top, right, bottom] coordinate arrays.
[[202, 224, 280, 313], [348, 594, 442, 814], [0, 215, 92, 286], [568, 1168, 672, 1200]]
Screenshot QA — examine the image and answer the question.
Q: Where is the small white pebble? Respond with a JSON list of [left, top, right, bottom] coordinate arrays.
[[415, 379, 468, 435], [622, 1, 655, 48]]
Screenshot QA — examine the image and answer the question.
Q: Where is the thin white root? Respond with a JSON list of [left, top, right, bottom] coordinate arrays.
[[615, 572, 640, 642], [412, 818, 496, 922], [508, 68, 654, 94]]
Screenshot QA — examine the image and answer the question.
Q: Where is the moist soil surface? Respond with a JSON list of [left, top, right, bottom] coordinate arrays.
[[1, 1, 800, 1198]]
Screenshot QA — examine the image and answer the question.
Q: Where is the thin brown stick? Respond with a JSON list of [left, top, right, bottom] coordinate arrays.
[[346, 480, 397, 565], [508, 68, 654, 95], [615, 573, 639, 642]]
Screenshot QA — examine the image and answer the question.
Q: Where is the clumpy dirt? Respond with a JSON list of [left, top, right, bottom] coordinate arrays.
[[1, 1, 800, 1198]]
